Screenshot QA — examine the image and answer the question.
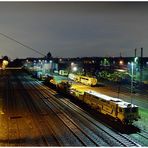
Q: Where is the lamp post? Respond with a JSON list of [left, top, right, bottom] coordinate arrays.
[[70, 62, 78, 73], [131, 62, 134, 104]]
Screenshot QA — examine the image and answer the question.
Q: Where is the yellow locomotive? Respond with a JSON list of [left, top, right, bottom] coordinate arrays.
[[48, 76, 140, 124], [70, 88, 140, 124], [68, 73, 97, 86]]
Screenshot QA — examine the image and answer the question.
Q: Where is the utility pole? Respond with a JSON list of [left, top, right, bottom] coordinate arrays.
[[134, 48, 137, 83], [140, 48, 143, 83], [120, 52, 122, 57], [131, 62, 134, 104], [135, 48, 137, 57]]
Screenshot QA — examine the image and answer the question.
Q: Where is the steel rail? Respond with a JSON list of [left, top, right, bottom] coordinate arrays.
[[33, 79, 141, 147]]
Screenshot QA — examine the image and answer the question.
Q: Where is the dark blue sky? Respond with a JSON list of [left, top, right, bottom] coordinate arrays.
[[0, 2, 148, 59]]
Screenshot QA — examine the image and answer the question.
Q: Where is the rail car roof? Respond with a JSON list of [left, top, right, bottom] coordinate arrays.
[[85, 90, 137, 108], [85, 90, 122, 101]]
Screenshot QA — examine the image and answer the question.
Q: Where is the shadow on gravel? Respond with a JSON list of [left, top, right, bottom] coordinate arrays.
[[94, 83, 105, 87]]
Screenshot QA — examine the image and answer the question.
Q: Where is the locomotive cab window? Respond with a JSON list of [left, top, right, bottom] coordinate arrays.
[[132, 107, 138, 112], [124, 108, 131, 113]]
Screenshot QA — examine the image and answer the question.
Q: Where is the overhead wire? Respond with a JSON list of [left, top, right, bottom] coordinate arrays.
[[0, 32, 46, 57]]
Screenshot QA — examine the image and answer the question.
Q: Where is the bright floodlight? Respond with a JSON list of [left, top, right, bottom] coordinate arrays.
[[131, 62, 134, 67], [2, 60, 9, 69], [119, 60, 124, 65], [71, 62, 74, 66], [134, 57, 138, 63], [73, 66, 77, 72]]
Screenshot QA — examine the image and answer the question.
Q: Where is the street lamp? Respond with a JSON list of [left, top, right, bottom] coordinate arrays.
[[2, 60, 9, 70], [119, 60, 124, 65], [71, 62, 74, 66], [72, 66, 77, 72], [131, 62, 134, 104], [134, 57, 138, 63]]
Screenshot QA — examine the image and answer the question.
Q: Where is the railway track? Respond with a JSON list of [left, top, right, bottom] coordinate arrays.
[[1, 71, 47, 146], [47, 90, 140, 146], [15, 74, 61, 146], [0, 70, 60, 146], [21, 77, 109, 146], [138, 131, 148, 140], [19, 76, 86, 146], [21, 75, 141, 147], [61, 99, 141, 147], [1, 70, 144, 146], [133, 130, 148, 146], [22, 77, 101, 146], [0, 76, 9, 146], [1, 72, 22, 146], [45, 81, 148, 146]]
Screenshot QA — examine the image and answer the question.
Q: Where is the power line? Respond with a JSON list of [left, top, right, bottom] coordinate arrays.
[[0, 32, 46, 57]]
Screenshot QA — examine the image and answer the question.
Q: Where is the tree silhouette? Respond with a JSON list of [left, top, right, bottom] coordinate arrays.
[[46, 51, 52, 59], [2, 56, 9, 61]]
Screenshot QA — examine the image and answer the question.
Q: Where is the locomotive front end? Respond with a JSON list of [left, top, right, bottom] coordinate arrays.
[[122, 104, 140, 124]]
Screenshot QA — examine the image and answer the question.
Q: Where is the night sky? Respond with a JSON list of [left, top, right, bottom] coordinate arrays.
[[0, 2, 148, 59]]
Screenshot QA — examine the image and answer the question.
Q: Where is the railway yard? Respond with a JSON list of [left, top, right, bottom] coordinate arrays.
[[0, 69, 148, 146]]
